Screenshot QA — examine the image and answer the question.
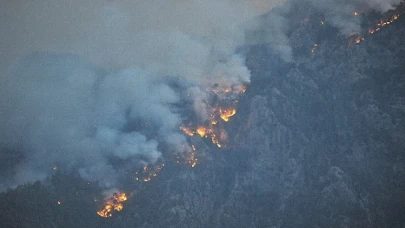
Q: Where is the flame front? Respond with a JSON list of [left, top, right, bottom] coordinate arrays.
[[349, 13, 401, 45], [97, 192, 128, 218], [368, 14, 400, 35]]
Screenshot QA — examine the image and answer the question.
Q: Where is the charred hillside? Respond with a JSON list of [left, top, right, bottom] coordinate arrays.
[[1, 4, 405, 228]]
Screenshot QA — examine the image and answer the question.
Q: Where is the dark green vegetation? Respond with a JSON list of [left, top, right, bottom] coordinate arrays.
[[1, 5, 405, 228]]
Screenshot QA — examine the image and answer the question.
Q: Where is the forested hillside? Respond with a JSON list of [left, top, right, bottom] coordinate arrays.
[[1, 2, 405, 228]]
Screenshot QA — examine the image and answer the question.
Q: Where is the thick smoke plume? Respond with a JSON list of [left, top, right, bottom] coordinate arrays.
[[0, 0, 284, 190], [0, 0, 403, 191]]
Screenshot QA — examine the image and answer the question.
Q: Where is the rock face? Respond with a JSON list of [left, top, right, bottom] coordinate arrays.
[[1, 5, 405, 228]]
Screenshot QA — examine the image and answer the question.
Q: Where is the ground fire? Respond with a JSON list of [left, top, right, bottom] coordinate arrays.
[[135, 163, 165, 182], [97, 81, 246, 217], [349, 13, 401, 45], [180, 83, 245, 150], [97, 192, 128, 218], [186, 145, 198, 168], [219, 108, 236, 122], [368, 14, 400, 35]]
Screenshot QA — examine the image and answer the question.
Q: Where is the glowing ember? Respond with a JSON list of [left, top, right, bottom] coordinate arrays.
[[135, 163, 165, 182], [210, 133, 222, 148], [311, 43, 318, 53], [206, 84, 247, 96], [176, 145, 199, 167], [349, 36, 364, 45], [187, 145, 198, 168], [97, 192, 128, 218], [355, 36, 363, 44], [233, 85, 247, 94]]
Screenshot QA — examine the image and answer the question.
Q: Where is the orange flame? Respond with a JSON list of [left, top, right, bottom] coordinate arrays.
[[179, 84, 246, 149], [97, 192, 128, 218], [219, 108, 236, 122], [350, 13, 401, 45], [196, 127, 210, 138], [179, 126, 195, 136], [368, 14, 400, 35]]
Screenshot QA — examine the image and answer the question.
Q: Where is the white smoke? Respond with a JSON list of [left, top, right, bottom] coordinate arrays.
[[0, 54, 182, 188], [1, 0, 402, 190], [0, 0, 283, 190]]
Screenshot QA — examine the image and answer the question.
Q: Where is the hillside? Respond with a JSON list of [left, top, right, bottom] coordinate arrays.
[[1, 3, 405, 228]]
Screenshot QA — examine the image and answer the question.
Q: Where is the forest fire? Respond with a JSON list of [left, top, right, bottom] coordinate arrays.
[[180, 83, 245, 150], [179, 126, 195, 136], [196, 127, 210, 138], [180, 125, 223, 148], [187, 145, 198, 168], [349, 13, 401, 45], [219, 108, 236, 122], [176, 145, 199, 167], [353, 36, 364, 44], [206, 84, 246, 97], [97, 192, 128, 218], [368, 14, 400, 35], [94, 83, 244, 218], [135, 163, 165, 182]]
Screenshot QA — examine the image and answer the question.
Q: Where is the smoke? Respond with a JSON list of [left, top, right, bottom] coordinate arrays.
[[0, 53, 182, 189], [0, 0, 402, 190], [250, 0, 403, 62], [303, 0, 403, 35], [0, 0, 284, 190]]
